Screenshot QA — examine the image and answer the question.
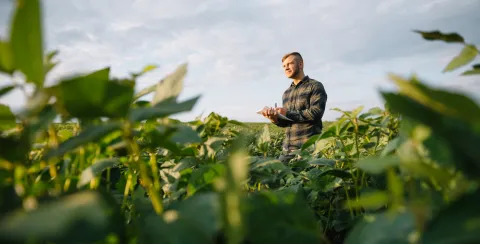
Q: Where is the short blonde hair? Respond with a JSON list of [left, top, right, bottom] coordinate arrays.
[[282, 52, 303, 62]]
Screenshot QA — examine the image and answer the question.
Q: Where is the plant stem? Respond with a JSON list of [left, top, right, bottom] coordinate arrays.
[[124, 122, 163, 214], [149, 152, 161, 192]]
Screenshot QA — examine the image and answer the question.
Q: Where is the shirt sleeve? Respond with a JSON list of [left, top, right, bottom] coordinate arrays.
[[285, 82, 327, 122], [272, 117, 292, 127]]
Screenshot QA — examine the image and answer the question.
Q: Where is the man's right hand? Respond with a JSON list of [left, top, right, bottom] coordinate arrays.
[[262, 107, 278, 123]]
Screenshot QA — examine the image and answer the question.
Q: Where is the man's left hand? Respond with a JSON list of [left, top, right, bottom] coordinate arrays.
[[275, 107, 287, 116]]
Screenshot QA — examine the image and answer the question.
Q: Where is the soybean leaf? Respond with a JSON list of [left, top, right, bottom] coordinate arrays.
[[0, 133, 30, 163], [170, 124, 202, 145], [152, 63, 187, 105], [380, 137, 404, 156], [133, 84, 157, 101], [129, 95, 200, 122], [0, 104, 16, 129], [0, 41, 14, 74], [390, 74, 480, 124], [44, 122, 122, 159], [10, 0, 44, 86], [345, 211, 416, 244], [443, 44, 478, 72], [245, 186, 323, 244], [344, 191, 389, 210], [356, 155, 402, 174], [44, 50, 59, 74], [413, 30, 465, 43], [130, 64, 158, 79], [381, 92, 480, 179], [187, 164, 225, 196], [421, 188, 480, 244], [320, 169, 352, 179], [139, 192, 221, 244], [461, 63, 480, 76], [77, 159, 120, 188], [0, 190, 124, 244], [53, 68, 135, 119], [308, 158, 336, 167], [0, 85, 15, 98], [301, 134, 320, 150]]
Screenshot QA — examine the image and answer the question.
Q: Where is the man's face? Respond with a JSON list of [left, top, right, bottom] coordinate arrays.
[[282, 55, 302, 78]]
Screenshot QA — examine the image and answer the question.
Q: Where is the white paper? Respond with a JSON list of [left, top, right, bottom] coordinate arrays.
[[256, 106, 293, 122]]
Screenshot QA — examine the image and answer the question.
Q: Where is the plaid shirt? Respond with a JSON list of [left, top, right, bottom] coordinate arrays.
[[273, 75, 327, 151]]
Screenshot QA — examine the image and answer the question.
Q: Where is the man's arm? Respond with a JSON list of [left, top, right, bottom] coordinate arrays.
[[285, 82, 327, 122], [272, 116, 291, 127]]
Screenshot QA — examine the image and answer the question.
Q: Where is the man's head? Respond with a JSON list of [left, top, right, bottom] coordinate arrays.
[[282, 52, 304, 79]]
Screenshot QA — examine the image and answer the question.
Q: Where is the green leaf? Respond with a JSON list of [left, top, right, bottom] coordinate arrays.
[[345, 191, 389, 210], [381, 92, 480, 179], [245, 186, 323, 244], [413, 30, 465, 43], [345, 211, 416, 244], [139, 192, 221, 244], [170, 124, 202, 145], [389, 74, 480, 124], [0, 104, 16, 129], [301, 134, 319, 150], [0, 85, 15, 98], [130, 64, 158, 79], [53, 68, 135, 119], [380, 137, 404, 156], [44, 50, 59, 74], [10, 0, 44, 86], [356, 155, 402, 174], [77, 159, 120, 188], [187, 164, 225, 196], [152, 63, 188, 104], [129, 95, 200, 122], [461, 63, 480, 76], [133, 84, 157, 101], [0, 134, 30, 163], [308, 158, 336, 167], [44, 122, 122, 159], [443, 44, 478, 72], [319, 169, 352, 179], [0, 190, 124, 244], [0, 41, 14, 74], [421, 188, 480, 244]]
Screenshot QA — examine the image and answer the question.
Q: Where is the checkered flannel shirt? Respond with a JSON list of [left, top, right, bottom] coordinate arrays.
[[273, 75, 327, 152]]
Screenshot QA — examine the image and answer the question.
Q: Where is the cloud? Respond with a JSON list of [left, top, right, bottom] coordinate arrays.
[[0, 0, 479, 122]]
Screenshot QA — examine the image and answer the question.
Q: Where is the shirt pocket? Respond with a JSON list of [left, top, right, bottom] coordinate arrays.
[[296, 89, 310, 110]]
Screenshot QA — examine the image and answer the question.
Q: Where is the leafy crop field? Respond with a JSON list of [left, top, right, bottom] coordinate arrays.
[[1, 1, 480, 244]]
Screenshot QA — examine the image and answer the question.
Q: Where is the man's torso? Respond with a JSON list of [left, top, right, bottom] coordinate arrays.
[[282, 76, 326, 151]]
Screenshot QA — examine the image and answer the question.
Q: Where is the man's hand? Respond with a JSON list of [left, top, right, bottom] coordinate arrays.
[[275, 107, 286, 116], [261, 107, 278, 122]]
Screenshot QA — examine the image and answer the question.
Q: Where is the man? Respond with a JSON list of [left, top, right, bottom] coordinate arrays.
[[262, 52, 327, 163]]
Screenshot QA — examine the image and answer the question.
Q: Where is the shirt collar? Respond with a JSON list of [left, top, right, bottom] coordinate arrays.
[[290, 75, 309, 87]]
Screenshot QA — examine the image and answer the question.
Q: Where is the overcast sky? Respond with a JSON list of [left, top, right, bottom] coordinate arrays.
[[1, 0, 479, 122]]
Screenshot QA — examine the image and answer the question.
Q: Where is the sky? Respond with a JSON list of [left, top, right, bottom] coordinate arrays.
[[0, 0, 479, 122]]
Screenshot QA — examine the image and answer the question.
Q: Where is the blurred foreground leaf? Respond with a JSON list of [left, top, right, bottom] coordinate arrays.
[[10, 0, 44, 86], [345, 211, 416, 244], [421, 188, 480, 244], [0, 190, 124, 244], [53, 67, 135, 119]]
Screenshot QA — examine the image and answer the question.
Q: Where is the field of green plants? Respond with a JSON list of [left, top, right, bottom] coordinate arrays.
[[1, 1, 480, 244]]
